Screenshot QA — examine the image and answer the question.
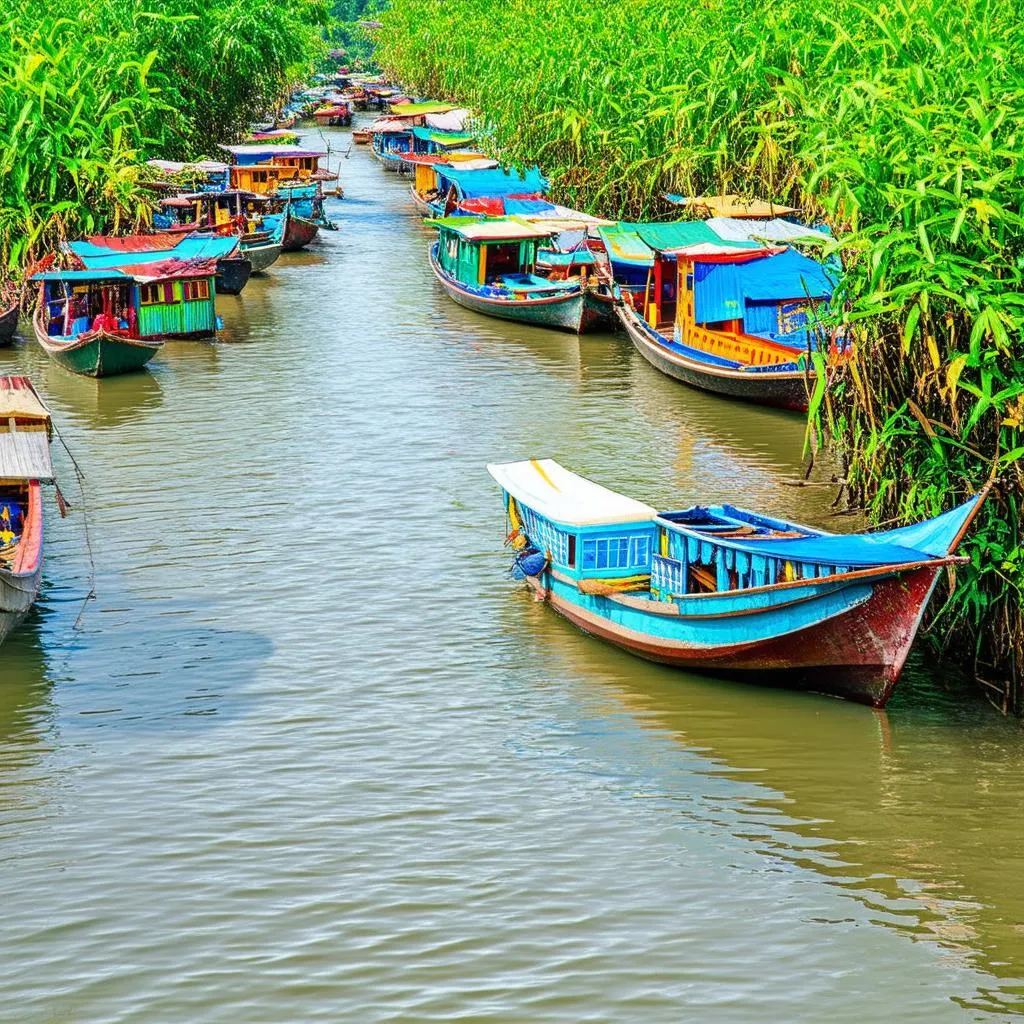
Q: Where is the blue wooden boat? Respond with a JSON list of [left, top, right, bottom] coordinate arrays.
[[428, 217, 615, 334], [488, 459, 988, 706], [599, 221, 839, 411]]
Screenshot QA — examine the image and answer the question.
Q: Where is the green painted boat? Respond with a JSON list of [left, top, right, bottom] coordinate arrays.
[[427, 216, 614, 334], [33, 304, 161, 377], [31, 271, 162, 378]]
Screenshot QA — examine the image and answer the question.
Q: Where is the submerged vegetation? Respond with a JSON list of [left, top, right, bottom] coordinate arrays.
[[379, 0, 1024, 710], [0, 0, 327, 267]]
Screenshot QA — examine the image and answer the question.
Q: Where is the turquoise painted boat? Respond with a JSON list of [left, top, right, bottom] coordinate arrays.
[[488, 458, 989, 707], [427, 217, 614, 334]]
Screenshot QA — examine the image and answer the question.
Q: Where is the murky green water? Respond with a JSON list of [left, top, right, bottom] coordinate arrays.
[[1, 123, 1023, 1022]]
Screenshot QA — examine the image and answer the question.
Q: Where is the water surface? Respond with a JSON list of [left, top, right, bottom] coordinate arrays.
[[1, 121, 1023, 1023]]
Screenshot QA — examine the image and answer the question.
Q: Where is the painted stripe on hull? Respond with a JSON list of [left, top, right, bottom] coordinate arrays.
[[617, 304, 812, 412], [526, 565, 942, 706], [242, 241, 282, 273]]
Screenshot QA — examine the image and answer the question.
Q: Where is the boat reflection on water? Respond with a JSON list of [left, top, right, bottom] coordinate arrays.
[[36, 364, 164, 431], [499, 589, 1024, 1016]]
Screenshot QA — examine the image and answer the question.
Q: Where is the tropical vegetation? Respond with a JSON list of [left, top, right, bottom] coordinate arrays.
[[378, 0, 1024, 710], [0, 0, 328, 269]]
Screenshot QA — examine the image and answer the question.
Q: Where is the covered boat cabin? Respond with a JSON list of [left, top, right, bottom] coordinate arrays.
[[601, 220, 836, 364], [488, 459, 973, 601], [410, 126, 477, 155], [156, 190, 268, 233], [219, 145, 327, 194], [429, 217, 561, 290], [0, 377, 53, 571], [35, 260, 218, 341]]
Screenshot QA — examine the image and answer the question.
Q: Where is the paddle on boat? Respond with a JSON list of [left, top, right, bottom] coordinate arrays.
[[488, 458, 989, 707]]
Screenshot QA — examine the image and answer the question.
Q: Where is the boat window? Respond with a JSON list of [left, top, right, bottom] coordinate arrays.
[[140, 282, 175, 305], [519, 506, 572, 566], [182, 279, 210, 302], [581, 535, 651, 572]]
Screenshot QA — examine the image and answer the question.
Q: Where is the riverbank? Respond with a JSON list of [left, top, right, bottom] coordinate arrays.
[[376, 0, 1024, 711]]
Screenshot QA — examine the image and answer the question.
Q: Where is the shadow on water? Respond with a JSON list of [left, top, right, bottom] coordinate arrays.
[[500, 587, 1024, 1016]]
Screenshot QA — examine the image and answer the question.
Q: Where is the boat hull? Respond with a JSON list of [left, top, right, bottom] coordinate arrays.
[[215, 257, 252, 295], [281, 214, 319, 252], [0, 482, 43, 648], [34, 312, 161, 377], [526, 563, 943, 707], [352, 130, 371, 144], [0, 303, 18, 347], [617, 304, 812, 412], [242, 239, 282, 273], [430, 246, 598, 334]]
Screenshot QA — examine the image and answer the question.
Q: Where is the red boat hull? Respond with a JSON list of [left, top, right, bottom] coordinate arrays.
[[528, 565, 943, 706]]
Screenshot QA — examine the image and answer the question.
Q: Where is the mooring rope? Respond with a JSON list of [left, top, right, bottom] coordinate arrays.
[[50, 419, 96, 629]]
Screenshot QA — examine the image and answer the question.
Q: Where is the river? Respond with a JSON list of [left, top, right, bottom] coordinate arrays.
[[1, 121, 1023, 1023]]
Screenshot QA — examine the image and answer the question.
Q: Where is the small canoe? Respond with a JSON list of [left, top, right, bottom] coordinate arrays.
[[281, 211, 319, 252], [488, 459, 989, 707], [0, 302, 18, 347], [0, 377, 54, 647], [215, 256, 252, 295], [352, 129, 371, 144], [33, 304, 161, 376]]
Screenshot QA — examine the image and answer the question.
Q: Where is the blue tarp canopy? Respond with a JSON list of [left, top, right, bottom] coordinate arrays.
[[31, 270, 130, 282], [437, 165, 548, 199], [70, 236, 238, 266], [668, 495, 982, 567], [693, 248, 837, 324]]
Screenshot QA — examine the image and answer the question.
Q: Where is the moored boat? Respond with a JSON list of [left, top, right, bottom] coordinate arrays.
[[0, 377, 54, 647], [488, 459, 989, 707], [0, 301, 18, 347], [352, 128, 372, 144], [31, 271, 164, 376], [600, 220, 839, 412], [428, 217, 614, 334]]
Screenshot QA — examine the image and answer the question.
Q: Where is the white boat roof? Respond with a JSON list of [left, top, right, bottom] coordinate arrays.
[[487, 459, 656, 527]]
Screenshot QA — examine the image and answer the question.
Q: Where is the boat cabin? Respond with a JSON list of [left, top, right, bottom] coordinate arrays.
[[219, 145, 326, 194], [35, 262, 217, 341], [430, 217, 559, 289], [0, 376, 52, 567], [156, 190, 268, 233], [488, 459, 964, 603]]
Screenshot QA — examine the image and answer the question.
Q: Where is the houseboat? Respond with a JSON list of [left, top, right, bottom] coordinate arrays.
[[428, 216, 615, 333]]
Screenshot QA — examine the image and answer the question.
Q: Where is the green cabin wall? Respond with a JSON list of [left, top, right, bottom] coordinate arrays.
[[136, 278, 216, 337]]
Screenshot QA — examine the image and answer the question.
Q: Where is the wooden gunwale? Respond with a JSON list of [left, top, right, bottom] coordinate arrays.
[[545, 554, 964, 620], [618, 302, 811, 386]]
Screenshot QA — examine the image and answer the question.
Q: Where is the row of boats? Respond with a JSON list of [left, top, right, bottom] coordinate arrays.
[[0, 77, 989, 710], [349, 92, 989, 707], [0, 81, 360, 647]]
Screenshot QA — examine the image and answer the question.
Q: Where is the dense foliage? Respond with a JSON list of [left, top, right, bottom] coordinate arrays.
[[326, 0, 383, 70], [379, 0, 1024, 709], [0, 0, 327, 268]]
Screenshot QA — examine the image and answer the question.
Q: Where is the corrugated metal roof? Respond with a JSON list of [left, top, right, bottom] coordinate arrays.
[[0, 430, 53, 481]]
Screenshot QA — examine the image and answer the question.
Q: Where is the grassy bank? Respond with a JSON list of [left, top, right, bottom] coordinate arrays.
[[0, 0, 328, 268], [378, 0, 1024, 710]]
